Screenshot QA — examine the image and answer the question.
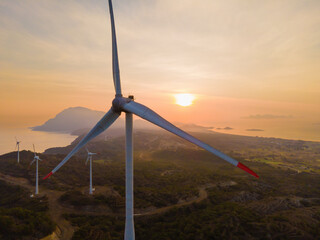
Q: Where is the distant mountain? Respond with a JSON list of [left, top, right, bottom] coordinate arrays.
[[32, 107, 106, 133], [174, 123, 214, 133], [31, 106, 215, 135], [31, 106, 157, 134]]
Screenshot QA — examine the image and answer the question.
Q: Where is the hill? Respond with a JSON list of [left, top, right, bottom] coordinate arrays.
[[31, 107, 106, 133], [31, 106, 215, 136], [1, 131, 320, 239]]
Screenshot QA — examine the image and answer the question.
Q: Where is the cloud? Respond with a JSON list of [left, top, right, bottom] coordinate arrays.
[[1, 0, 320, 100], [216, 126, 233, 130], [246, 129, 264, 132], [244, 114, 293, 119], [1, 0, 320, 124]]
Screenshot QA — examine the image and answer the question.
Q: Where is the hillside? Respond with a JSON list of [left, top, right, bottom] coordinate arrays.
[[0, 178, 54, 239], [0, 132, 320, 239]]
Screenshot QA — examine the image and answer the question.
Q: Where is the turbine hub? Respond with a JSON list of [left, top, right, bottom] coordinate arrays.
[[112, 97, 132, 113]]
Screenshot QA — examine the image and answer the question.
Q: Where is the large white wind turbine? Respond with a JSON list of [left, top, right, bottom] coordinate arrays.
[[31, 144, 42, 195], [15, 137, 21, 163], [44, 0, 259, 239], [85, 148, 96, 195]]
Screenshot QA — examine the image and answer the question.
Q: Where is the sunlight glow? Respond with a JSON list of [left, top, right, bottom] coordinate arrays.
[[174, 94, 195, 107]]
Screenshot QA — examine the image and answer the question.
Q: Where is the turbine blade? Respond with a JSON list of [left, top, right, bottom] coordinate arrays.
[[30, 159, 36, 166], [85, 156, 89, 165], [43, 108, 120, 179], [123, 101, 258, 178], [86, 147, 89, 154], [108, 0, 122, 96]]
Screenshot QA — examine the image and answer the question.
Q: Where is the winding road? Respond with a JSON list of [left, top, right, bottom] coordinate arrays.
[[0, 173, 210, 240]]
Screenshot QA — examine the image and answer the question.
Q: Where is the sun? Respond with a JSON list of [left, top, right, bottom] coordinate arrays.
[[174, 93, 195, 107]]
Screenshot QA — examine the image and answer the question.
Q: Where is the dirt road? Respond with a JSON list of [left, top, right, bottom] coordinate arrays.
[[0, 173, 211, 239], [0, 173, 75, 240], [134, 187, 208, 216]]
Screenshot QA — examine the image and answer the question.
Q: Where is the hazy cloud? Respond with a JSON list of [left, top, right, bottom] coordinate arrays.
[[216, 127, 233, 130], [0, 0, 320, 136], [246, 129, 264, 132], [244, 114, 293, 120], [1, 0, 320, 101]]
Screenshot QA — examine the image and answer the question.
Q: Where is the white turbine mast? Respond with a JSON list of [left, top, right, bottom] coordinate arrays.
[[85, 148, 97, 195], [44, 0, 259, 239], [15, 137, 21, 163], [30, 144, 42, 195]]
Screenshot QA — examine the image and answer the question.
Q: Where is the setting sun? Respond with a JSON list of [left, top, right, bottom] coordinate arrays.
[[174, 94, 195, 107]]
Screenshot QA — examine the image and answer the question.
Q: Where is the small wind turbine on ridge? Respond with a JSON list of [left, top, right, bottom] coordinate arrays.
[[44, 0, 259, 239], [30, 144, 42, 195], [15, 137, 21, 164], [85, 148, 96, 195]]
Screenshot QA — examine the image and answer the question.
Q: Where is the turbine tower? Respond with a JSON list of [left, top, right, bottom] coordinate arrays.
[[44, 0, 259, 239], [30, 144, 42, 195], [85, 148, 96, 195], [15, 137, 21, 163]]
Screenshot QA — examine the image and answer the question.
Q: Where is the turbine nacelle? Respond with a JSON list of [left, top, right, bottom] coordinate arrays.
[[111, 96, 133, 113], [30, 156, 41, 165], [86, 147, 97, 156]]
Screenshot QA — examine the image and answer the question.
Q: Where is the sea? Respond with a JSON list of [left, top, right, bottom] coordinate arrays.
[[0, 123, 319, 155], [0, 127, 77, 155]]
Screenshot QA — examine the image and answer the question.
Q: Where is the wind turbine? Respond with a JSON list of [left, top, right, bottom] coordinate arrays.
[[15, 137, 21, 163], [30, 144, 42, 195], [44, 0, 259, 239], [85, 148, 96, 195]]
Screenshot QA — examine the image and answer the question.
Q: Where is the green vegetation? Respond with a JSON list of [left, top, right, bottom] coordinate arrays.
[[65, 187, 320, 239], [0, 130, 320, 239], [0, 180, 55, 240]]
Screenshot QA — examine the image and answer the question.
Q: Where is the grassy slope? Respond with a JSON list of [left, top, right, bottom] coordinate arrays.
[[0, 130, 320, 239]]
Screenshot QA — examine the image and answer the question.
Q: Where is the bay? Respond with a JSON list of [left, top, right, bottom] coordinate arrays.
[[0, 127, 77, 155]]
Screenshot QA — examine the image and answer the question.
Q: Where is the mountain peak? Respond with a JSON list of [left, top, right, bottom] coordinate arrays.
[[31, 107, 106, 133], [31, 106, 213, 135]]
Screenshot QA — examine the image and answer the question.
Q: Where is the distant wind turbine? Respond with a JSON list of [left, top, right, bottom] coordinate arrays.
[[85, 148, 96, 195], [15, 137, 21, 163], [30, 144, 42, 195], [44, 0, 259, 239]]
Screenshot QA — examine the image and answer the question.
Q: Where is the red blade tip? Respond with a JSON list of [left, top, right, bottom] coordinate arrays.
[[237, 162, 259, 178], [43, 171, 53, 180]]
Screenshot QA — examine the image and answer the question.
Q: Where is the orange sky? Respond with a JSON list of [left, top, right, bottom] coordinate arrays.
[[0, 0, 319, 140]]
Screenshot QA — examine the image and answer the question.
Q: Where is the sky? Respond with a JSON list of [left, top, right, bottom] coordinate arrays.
[[0, 0, 319, 140]]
